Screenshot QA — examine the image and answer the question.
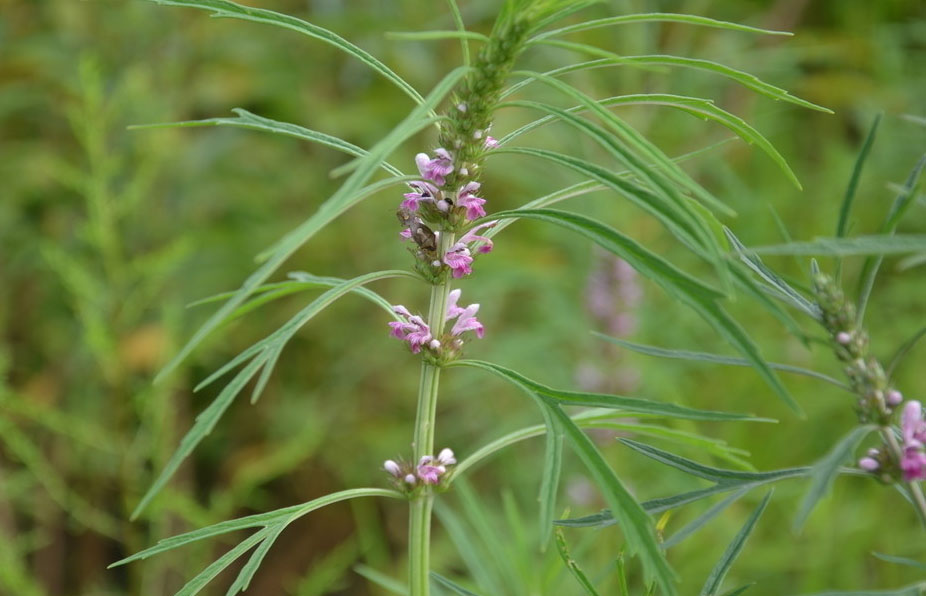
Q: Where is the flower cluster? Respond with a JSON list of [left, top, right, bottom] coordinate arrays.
[[901, 400, 926, 481], [397, 146, 499, 281], [388, 289, 484, 360], [384, 448, 456, 490]]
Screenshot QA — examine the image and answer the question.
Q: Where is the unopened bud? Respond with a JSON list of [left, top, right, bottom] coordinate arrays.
[[384, 460, 401, 477], [836, 331, 852, 345], [429, 339, 441, 350], [404, 474, 417, 485], [859, 457, 880, 471], [887, 389, 903, 406], [456, 103, 467, 112]]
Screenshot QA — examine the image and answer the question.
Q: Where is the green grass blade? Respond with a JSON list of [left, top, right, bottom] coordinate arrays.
[[752, 235, 926, 256], [554, 528, 601, 596], [452, 360, 770, 421], [871, 553, 926, 571], [798, 584, 926, 596], [793, 425, 875, 531], [354, 564, 409, 595], [431, 572, 483, 596], [113, 488, 400, 567], [154, 67, 465, 383], [835, 113, 881, 239], [499, 93, 800, 189], [528, 1, 602, 34], [531, 13, 792, 42], [593, 334, 847, 390], [129, 108, 403, 177], [516, 44, 832, 113], [488, 209, 798, 412], [662, 488, 751, 550], [434, 501, 507, 595], [143, 0, 426, 106], [721, 584, 755, 596], [700, 491, 773, 596]]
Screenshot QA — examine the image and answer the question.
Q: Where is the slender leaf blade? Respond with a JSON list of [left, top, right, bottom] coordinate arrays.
[[700, 491, 773, 596]]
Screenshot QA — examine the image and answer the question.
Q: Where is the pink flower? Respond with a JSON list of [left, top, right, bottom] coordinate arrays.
[[444, 290, 484, 339], [902, 448, 926, 481], [903, 400, 926, 448], [437, 448, 456, 466], [457, 181, 486, 220], [402, 181, 440, 211], [484, 136, 499, 149], [451, 304, 484, 338], [442, 221, 497, 278], [417, 455, 445, 485], [399, 228, 412, 240], [415, 148, 454, 186], [388, 305, 432, 353]]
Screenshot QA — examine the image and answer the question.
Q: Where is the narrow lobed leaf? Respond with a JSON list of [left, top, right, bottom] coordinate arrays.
[[700, 491, 773, 596]]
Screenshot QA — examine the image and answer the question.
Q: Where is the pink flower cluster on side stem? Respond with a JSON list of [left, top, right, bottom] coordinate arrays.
[[383, 448, 456, 489], [388, 306, 433, 354], [387, 289, 484, 357]]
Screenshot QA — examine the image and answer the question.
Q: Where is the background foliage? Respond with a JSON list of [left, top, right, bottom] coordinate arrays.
[[1, 0, 924, 594]]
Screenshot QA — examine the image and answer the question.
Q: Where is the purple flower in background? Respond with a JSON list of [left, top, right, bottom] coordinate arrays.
[[389, 306, 432, 353], [402, 181, 440, 211], [457, 182, 486, 220], [415, 148, 454, 186]]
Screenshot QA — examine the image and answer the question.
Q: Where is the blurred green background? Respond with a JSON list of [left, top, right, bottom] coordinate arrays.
[[2, 0, 925, 594]]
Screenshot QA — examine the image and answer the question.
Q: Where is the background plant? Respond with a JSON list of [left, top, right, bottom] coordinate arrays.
[[1, 0, 924, 594]]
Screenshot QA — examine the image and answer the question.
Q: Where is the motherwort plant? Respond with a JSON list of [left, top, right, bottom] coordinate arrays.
[[107, 1, 926, 594]]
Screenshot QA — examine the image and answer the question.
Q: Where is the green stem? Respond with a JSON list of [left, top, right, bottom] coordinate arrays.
[[409, 231, 455, 596]]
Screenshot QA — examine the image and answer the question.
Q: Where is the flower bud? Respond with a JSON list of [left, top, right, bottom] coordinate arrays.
[[383, 460, 401, 477]]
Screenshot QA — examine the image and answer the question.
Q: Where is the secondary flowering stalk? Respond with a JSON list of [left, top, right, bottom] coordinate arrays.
[[813, 273, 926, 520]]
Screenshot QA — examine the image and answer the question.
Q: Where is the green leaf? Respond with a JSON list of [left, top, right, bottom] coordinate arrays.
[[175, 528, 271, 596], [835, 113, 881, 239], [593, 334, 847, 390], [721, 584, 755, 596], [434, 500, 507, 595], [856, 154, 926, 322], [446, 0, 470, 66], [452, 360, 769, 422], [354, 564, 409, 595], [225, 522, 288, 595], [662, 488, 751, 549], [505, 79, 736, 220], [431, 572, 483, 596], [493, 147, 715, 258], [528, 1, 603, 34], [887, 326, 926, 378], [724, 227, 822, 320], [799, 585, 926, 596], [143, 0, 426, 106], [555, 528, 601, 596], [451, 361, 678, 596], [134, 270, 417, 517], [154, 67, 465, 384], [538, 408, 564, 547], [752, 235, 926, 256], [530, 13, 792, 42], [793, 425, 875, 530], [620, 439, 806, 485], [487, 209, 798, 412], [129, 108, 404, 177], [499, 93, 800, 189], [113, 488, 401, 567], [386, 30, 489, 42], [700, 491, 773, 596], [525, 43, 832, 113], [872, 553, 926, 570]]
